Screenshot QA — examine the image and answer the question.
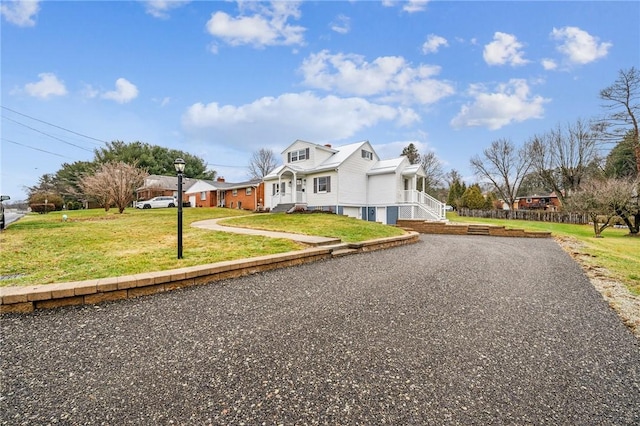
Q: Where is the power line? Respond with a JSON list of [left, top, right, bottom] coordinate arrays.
[[1, 138, 76, 160], [2, 116, 94, 152], [1, 106, 107, 145]]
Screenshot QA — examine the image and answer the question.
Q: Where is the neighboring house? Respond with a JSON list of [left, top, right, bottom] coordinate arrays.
[[263, 140, 446, 224], [136, 175, 196, 201], [184, 177, 264, 211], [516, 193, 562, 211]]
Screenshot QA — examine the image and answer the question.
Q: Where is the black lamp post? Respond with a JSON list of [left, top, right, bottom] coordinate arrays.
[[174, 158, 186, 259]]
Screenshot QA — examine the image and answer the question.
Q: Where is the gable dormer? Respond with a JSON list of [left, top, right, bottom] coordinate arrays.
[[282, 140, 337, 168]]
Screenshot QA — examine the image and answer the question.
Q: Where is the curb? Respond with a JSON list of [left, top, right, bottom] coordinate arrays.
[[0, 232, 419, 314]]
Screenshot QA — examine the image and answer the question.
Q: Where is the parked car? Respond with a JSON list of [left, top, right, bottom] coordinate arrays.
[[136, 196, 177, 209], [1, 195, 10, 229]]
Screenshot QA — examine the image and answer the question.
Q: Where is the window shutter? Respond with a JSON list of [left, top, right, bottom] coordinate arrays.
[[327, 176, 331, 193], [305, 148, 310, 159], [281, 182, 285, 194], [272, 183, 277, 195], [313, 178, 318, 193], [287, 152, 291, 163]]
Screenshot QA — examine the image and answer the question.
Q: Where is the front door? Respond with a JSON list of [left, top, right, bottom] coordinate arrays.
[[296, 179, 305, 203], [367, 207, 376, 222]]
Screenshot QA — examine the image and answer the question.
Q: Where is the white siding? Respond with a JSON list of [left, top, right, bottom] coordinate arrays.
[[305, 171, 338, 207], [367, 173, 398, 205], [185, 180, 216, 194], [336, 146, 374, 206]]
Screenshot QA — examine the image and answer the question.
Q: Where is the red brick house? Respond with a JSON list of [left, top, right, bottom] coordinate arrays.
[[516, 192, 562, 211], [185, 177, 264, 210]]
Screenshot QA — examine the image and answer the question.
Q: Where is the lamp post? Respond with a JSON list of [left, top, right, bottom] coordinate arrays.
[[174, 158, 186, 259]]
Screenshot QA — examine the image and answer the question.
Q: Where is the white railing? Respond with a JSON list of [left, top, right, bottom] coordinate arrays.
[[399, 190, 446, 220]]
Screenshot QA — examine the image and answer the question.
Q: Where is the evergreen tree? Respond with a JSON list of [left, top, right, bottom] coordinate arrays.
[[401, 143, 420, 165]]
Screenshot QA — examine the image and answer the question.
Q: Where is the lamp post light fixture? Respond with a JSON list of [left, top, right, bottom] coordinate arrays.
[[174, 158, 186, 259]]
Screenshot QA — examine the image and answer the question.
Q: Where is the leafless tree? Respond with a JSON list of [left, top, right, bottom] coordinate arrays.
[[248, 148, 279, 180], [596, 67, 639, 174], [470, 138, 532, 217], [527, 119, 599, 206], [420, 151, 444, 190], [81, 162, 148, 213], [567, 177, 638, 237]]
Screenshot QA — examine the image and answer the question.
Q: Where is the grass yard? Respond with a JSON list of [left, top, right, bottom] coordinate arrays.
[[0, 208, 404, 287], [0, 208, 301, 287], [448, 212, 640, 296], [220, 212, 405, 243]]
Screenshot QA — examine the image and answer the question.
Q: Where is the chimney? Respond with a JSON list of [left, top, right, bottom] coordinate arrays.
[[217, 177, 225, 182], [325, 144, 332, 148]]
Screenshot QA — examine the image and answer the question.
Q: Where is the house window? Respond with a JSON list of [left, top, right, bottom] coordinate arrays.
[[272, 183, 285, 195], [526, 198, 532, 203], [288, 148, 310, 163], [313, 176, 331, 193], [232, 189, 238, 196], [200, 191, 206, 201], [246, 187, 252, 195], [361, 149, 373, 160]]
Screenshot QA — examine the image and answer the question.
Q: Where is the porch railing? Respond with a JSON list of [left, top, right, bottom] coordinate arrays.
[[399, 190, 446, 220]]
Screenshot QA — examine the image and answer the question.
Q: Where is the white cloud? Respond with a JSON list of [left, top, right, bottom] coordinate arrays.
[[102, 78, 139, 104], [551, 26, 611, 65], [451, 79, 549, 130], [541, 58, 557, 70], [330, 14, 350, 34], [483, 32, 529, 66], [300, 50, 454, 105], [24, 73, 67, 99], [403, 0, 430, 13], [206, 1, 305, 48], [422, 34, 448, 54], [143, 0, 190, 19], [0, 0, 39, 27], [182, 92, 419, 148], [381, 0, 429, 13]]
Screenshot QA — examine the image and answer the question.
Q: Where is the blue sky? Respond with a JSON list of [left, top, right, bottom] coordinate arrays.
[[1, 0, 638, 200]]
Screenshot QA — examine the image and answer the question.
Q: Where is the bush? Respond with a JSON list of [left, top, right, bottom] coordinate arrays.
[[28, 193, 63, 212]]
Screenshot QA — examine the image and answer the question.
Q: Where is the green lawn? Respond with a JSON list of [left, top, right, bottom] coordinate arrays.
[[220, 212, 405, 243], [0, 208, 403, 287], [448, 212, 640, 296]]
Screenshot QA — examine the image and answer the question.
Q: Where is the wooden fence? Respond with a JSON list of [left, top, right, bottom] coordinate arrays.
[[457, 208, 590, 224]]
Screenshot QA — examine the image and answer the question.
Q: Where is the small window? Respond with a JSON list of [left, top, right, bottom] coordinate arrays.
[[288, 148, 310, 163], [526, 198, 532, 203], [232, 189, 238, 196], [246, 187, 252, 195], [361, 150, 373, 160], [313, 176, 331, 193]]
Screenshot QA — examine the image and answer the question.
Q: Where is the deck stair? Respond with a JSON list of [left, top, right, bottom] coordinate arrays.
[[467, 225, 491, 236]]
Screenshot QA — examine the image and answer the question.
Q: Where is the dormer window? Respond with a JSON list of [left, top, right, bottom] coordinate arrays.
[[361, 149, 373, 160], [288, 148, 310, 163]]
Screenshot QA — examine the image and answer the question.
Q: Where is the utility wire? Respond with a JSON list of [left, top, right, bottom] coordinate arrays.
[[1, 106, 107, 145], [1, 138, 76, 160], [2, 116, 94, 152]]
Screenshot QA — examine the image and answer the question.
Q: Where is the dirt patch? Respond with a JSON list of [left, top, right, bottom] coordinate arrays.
[[555, 236, 640, 339]]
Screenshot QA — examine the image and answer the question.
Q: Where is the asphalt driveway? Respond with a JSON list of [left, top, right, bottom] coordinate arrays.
[[1, 235, 639, 425]]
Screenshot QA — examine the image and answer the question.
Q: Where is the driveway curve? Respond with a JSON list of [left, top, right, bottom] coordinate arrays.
[[2, 235, 639, 425]]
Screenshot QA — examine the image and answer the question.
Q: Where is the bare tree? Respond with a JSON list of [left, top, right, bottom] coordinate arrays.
[[470, 139, 532, 216], [596, 67, 640, 174], [81, 162, 148, 213], [420, 151, 444, 191], [567, 177, 638, 237], [248, 148, 279, 180], [527, 119, 599, 205]]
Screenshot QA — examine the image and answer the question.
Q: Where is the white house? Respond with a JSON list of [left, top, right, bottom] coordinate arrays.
[[263, 140, 446, 224]]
